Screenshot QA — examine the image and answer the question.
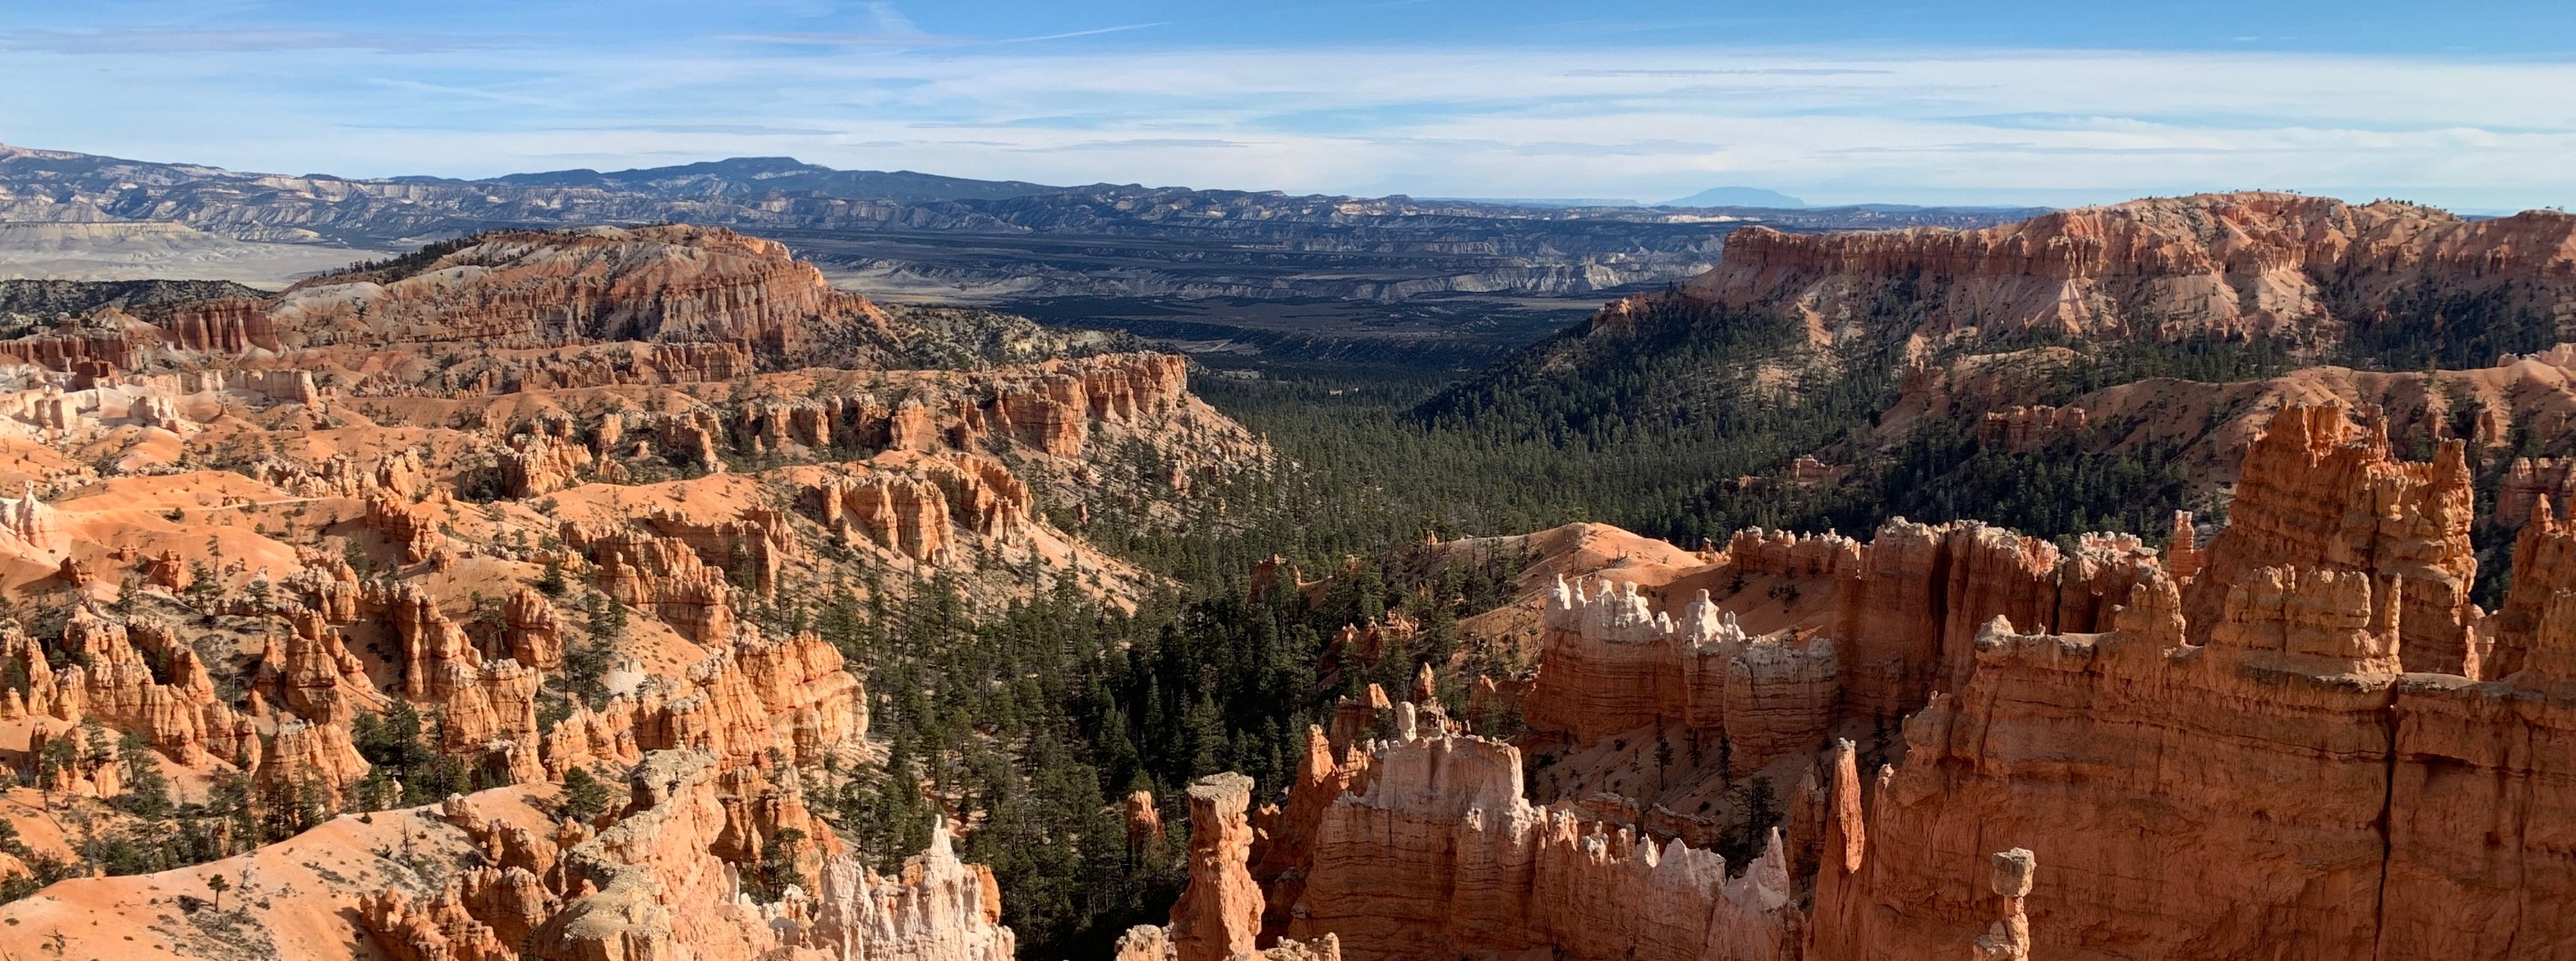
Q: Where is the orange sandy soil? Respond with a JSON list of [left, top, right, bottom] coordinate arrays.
[[0, 783, 553, 961]]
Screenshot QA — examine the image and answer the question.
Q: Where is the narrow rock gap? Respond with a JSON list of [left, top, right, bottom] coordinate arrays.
[[2371, 703, 2398, 957], [1927, 540, 1954, 699]]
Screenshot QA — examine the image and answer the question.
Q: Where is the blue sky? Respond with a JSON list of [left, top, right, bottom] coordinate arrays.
[[3, 1, 2572, 209]]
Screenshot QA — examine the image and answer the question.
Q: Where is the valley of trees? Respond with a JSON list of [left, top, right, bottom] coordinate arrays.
[[1199, 301, 2300, 554]]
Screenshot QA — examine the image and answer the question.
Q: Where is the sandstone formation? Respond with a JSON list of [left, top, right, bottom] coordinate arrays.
[[1286, 717, 1797, 961], [218, 226, 898, 364], [1121, 767, 1350, 961], [2181, 401, 2477, 674], [360, 753, 1020, 961], [1632, 192, 2576, 344], [1169, 772, 1263, 961], [1248, 727, 1369, 937], [1967, 849, 2036, 961], [2501, 456, 2576, 528], [1825, 410, 2575, 958], [1976, 405, 2087, 451], [1522, 518, 2163, 771], [348, 752, 1021, 961], [1126, 788, 1165, 852], [0, 607, 256, 769], [1525, 577, 1835, 776], [539, 629, 866, 778]]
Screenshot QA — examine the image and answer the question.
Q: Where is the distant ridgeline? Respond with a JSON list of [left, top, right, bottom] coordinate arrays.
[[0, 143, 2039, 310]]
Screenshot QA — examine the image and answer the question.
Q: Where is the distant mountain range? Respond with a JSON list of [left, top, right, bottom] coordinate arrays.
[[0, 142, 2049, 310], [396, 156, 1076, 204], [1662, 186, 1808, 208], [0, 143, 2042, 243]]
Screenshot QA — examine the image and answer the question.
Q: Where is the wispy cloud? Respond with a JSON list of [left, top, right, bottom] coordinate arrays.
[[860, 1, 921, 35], [991, 23, 1167, 44], [731, 17, 1166, 49], [1509, 140, 1726, 157], [1019, 138, 1252, 151], [366, 77, 569, 109], [723, 31, 953, 48], [1563, 68, 1895, 77], [558, 123, 844, 135]]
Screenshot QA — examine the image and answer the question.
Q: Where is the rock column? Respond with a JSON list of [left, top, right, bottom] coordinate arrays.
[[1171, 772, 1262, 961], [1970, 848, 2036, 961]]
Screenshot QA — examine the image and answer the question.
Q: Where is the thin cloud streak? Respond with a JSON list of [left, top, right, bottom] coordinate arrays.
[[722, 31, 958, 48], [364, 77, 571, 109], [1563, 68, 1896, 77], [991, 23, 1169, 44]]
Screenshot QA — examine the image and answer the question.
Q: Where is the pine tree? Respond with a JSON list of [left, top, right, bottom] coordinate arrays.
[[561, 766, 614, 824], [114, 731, 172, 819]]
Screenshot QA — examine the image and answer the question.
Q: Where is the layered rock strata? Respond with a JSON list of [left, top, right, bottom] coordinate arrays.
[[2181, 402, 2478, 674], [1287, 717, 1797, 961], [1524, 521, 2164, 765], [1649, 192, 2576, 343], [1526, 579, 1835, 775]]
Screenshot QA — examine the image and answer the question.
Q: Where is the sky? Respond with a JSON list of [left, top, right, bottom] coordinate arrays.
[[2, 1, 2573, 210]]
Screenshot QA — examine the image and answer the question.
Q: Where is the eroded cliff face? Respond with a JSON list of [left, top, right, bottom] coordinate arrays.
[[1646, 192, 2576, 344], [1815, 542, 2576, 961], [2181, 401, 2479, 674], [228, 225, 898, 364], [1523, 577, 1836, 777], [1520, 520, 2162, 775], [1284, 712, 1798, 961]]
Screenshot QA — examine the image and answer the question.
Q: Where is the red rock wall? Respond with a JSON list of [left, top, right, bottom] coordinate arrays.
[[254, 225, 894, 363], [2499, 456, 2576, 529], [1287, 729, 1797, 961], [1658, 192, 2576, 343], [1523, 521, 2158, 762], [2495, 500, 2576, 678], [2182, 403, 2478, 674], [1523, 578, 1837, 776], [160, 299, 283, 352], [1976, 405, 2088, 451], [1808, 540, 2576, 961]]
